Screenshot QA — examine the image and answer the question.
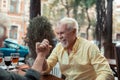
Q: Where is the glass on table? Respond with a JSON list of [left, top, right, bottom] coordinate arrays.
[[0, 53, 3, 65], [11, 53, 20, 66], [4, 56, 12, 71]]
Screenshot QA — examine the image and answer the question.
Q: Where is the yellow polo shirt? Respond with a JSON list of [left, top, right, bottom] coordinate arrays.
[[45, 37, 114, 80]]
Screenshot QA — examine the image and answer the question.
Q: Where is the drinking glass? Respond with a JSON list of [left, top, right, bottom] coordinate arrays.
[[0, 53, 3, 65], [11, 53, 19, 66], [4, 56, 12, 71]]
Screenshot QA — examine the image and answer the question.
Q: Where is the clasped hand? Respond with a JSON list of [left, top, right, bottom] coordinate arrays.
[[36, 39, 52, 57]]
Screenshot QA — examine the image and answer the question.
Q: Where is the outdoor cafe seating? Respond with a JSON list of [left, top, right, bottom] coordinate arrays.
[[13, 63, 63, 80], [0, 57, 63, 80], [0, 45, 120, 80]]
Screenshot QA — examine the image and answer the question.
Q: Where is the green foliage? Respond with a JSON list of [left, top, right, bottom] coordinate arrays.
[[42, 0, 96, 36], [73, 0, 96, 26], [76, 0, 96, 8], [26, 16, 55, 58], [49, 0, 59, 7]]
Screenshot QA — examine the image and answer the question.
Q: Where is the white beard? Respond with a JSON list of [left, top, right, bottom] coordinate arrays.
[[61, 41, 69, 48]]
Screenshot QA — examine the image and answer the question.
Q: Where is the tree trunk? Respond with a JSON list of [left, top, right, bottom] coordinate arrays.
[[30, 0, 41, 20], [104, 43, 115, 59], [96, 0, 106, 49], [104, 0, 114, 59], [86, 8, 91, 39], [105, 0, 113, 43], [73, 0, 78, 20]]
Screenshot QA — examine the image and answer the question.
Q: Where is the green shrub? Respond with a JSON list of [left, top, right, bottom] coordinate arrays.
[[26, 16, 55, 59]]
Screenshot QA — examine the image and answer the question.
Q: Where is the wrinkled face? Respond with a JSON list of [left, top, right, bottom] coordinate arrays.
[[55, 24, 76, 48]]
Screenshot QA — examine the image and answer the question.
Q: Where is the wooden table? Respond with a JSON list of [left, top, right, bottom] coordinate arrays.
[[0, 63, 63, 80], [41, 74, 63, 80]]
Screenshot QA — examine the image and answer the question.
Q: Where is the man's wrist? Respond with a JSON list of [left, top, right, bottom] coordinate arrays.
[[37, 54, 46, 59], [32, 56, 46, 72]]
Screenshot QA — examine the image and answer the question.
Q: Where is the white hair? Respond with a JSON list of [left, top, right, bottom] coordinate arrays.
[[58, 17, 79, 35]]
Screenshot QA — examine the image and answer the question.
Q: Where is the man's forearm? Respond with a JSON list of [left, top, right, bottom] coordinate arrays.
[[31, 55, 46, 73], [42, 59, 48, 71], [31, 54, 48, 73]]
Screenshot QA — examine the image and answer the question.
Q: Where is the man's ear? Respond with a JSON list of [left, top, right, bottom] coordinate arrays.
[[72, 28, 76, 34]]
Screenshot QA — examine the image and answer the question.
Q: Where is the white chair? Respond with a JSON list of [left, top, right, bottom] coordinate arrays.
[[50, 63, 61, 78]]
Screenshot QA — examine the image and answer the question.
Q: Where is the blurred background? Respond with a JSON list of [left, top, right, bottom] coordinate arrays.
[[0, 0, 120, 59], [0, 0, 120, 79]]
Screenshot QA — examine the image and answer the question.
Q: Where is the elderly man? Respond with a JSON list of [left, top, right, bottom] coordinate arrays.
[[36, 17, 114, 80], [0, 13, 43, 80]]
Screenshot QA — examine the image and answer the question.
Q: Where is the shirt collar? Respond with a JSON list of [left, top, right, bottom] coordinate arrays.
[[72, 37, 81, 53], [63, 37, 81, 53]]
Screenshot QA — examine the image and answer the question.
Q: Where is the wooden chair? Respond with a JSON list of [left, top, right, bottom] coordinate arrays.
[[114, 46, 120, 79]]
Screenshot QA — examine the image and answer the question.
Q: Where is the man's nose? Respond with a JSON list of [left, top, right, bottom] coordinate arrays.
[[58, 35, 64, 41]]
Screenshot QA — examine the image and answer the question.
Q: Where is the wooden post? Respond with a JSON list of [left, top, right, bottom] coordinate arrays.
[[104, 43, 116, 59]]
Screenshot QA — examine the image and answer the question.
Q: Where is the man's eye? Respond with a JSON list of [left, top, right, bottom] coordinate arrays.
[[60, 32, 64, 34]]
